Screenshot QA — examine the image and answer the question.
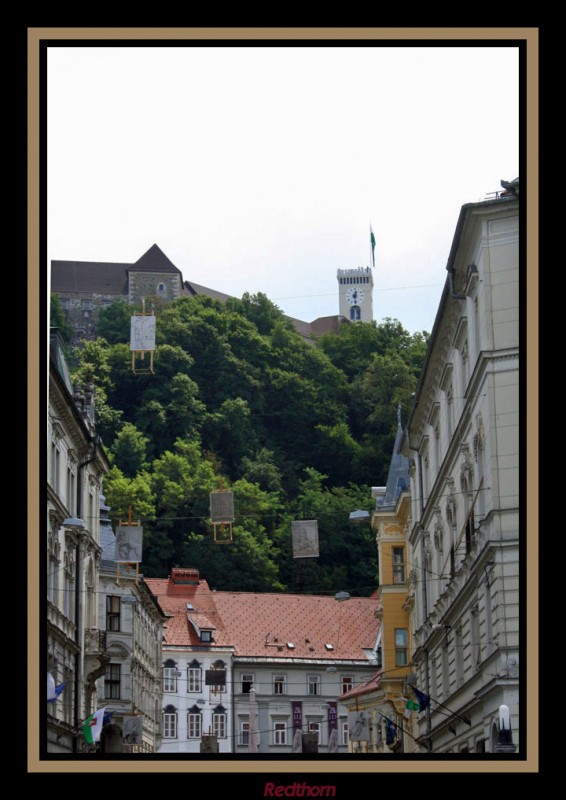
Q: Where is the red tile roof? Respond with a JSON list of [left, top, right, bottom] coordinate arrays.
[[339, 669, 383, 701], [145, 574, 380, 660]]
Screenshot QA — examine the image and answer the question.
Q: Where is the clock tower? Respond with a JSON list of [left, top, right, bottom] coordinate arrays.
[[337, 266, 374, 322]]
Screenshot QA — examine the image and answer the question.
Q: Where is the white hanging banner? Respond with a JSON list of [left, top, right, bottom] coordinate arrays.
[[292, 520, 319, 558], [123, 715, 143, 744], [348, 709, 370, 741], [115, 526, 143, 563], [130, 315, 156, 351]]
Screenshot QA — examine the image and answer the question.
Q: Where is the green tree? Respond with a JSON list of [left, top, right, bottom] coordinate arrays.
[[181, 478, 284, 591], [239, 448, 283, 494], [50, 294, 73, 343], [97, 299, 132, 344], [111, 422, 149, 478]]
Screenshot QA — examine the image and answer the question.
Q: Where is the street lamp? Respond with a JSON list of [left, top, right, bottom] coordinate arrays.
[[349, 510, 371, 524]]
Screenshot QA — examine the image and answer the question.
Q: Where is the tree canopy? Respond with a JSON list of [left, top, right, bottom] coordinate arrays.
[[70, 295, 428, 592]]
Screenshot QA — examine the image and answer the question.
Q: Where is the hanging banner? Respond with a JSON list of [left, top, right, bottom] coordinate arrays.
[[123, 715, 143, 744], [210, 491, 235, 523], [292, 520, 319, 558], [115, 526, 143, 562], [130, 315, 156, 351], [130, 315, 156, 352], [292, 701, 303, 730], [327, 702, 338, 735], [348, 709, 370, 741]]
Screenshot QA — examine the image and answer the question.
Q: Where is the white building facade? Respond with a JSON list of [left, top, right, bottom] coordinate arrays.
[[232, 658, 377, 754], [96, 498, 165, 753], [47, 331, 109, 753], [405, 186, 520, 754]]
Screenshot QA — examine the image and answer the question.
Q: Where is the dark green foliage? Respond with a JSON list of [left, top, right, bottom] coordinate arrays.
[[97, 299, 131, 344], [69, 293, 426, 590], [50, 294, 73, 344]]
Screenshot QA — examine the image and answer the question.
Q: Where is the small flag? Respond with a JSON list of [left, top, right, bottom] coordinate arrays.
[[411, 685, 431, 711], [83, 706, 107, 745], [385, 717, 397, 745], [47, 672, 66, 702], [406, 699, 420, 712], [370, 225, 376, 268]]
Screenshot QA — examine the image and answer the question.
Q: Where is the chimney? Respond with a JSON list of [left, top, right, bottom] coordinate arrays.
[[170, 567, 200, 588]]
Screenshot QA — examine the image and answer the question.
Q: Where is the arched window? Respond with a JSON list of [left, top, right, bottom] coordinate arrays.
[[188, 659, 202, 692], [163, 659, 178, 692], [163, 704, 177, 738], [187, 705, 202, 739], [350, 306, 361, 321], [213, 705, 227, 739], [157, 283, 166, 297]]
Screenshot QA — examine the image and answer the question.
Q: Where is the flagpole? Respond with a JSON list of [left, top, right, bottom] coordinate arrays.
[[428, 695, 471, 727]]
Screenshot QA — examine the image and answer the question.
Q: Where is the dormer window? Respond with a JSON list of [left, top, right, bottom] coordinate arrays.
[[200, 630, 212, 643]]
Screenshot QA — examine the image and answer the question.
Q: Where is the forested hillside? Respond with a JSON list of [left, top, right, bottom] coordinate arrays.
[[58, 292, 428, 594]]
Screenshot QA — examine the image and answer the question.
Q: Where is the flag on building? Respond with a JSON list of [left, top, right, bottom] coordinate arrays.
[[406, 699, 420, 712], [385, 717, 397, 745], [83, 707, 107, 745], [411, 685, 431, 711], [370, 225, 376, 268], [47, 672, 65, 702]]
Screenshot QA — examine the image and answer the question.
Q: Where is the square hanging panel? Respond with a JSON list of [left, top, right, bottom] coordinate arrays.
[[115, 526, 143, 562], [210, 491, 235, 523], [292, 519, 319, 558]]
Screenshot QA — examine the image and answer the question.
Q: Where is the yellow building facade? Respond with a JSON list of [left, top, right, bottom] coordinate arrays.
[[340, 410, 418, 753]]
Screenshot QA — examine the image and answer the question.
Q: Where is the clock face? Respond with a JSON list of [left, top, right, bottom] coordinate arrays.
[[345, 286, 365, 305]]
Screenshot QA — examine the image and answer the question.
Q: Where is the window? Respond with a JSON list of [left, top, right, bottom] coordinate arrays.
[[188, 665, 202, 692], [61, 298, 70, 310], [157, 283, 166, 296], [441, 645, 449, 698], [341, 676, 354, 694], [241, 674, 254, 694], [350, 306, 361, 321], [163, 661, 177, 692], [163, 707, 177, 738], [307, 675, 320, 695], [455, 626, 464, 685], [341, 720, 349, 746], [213, 708, 227, 738], [82, 299, 92, 309], [239, 721, 250, 745], [273, 722, 287, 745], [200, 630, 212, 643], [105, 663, 121, 699], [188, 710, 202, 739], [308, 721, 321, 745], [470, 606, 480, 670], [106, 596, 120, 631], [273, 674, 286, 695], [395, 629, 408, 667], [392, 547, 405, 584]]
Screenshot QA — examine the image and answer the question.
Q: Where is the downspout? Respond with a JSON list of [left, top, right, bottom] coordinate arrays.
[[72, 436, 99, 752]]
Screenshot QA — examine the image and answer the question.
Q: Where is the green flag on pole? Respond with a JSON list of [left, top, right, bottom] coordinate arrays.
[[370, 225, 376, 267], [406, 699, 420, 711], [83, 706, 107, 745]]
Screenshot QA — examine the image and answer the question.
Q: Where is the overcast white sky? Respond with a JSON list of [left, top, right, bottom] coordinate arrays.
[[47, 45, 519, 334]]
